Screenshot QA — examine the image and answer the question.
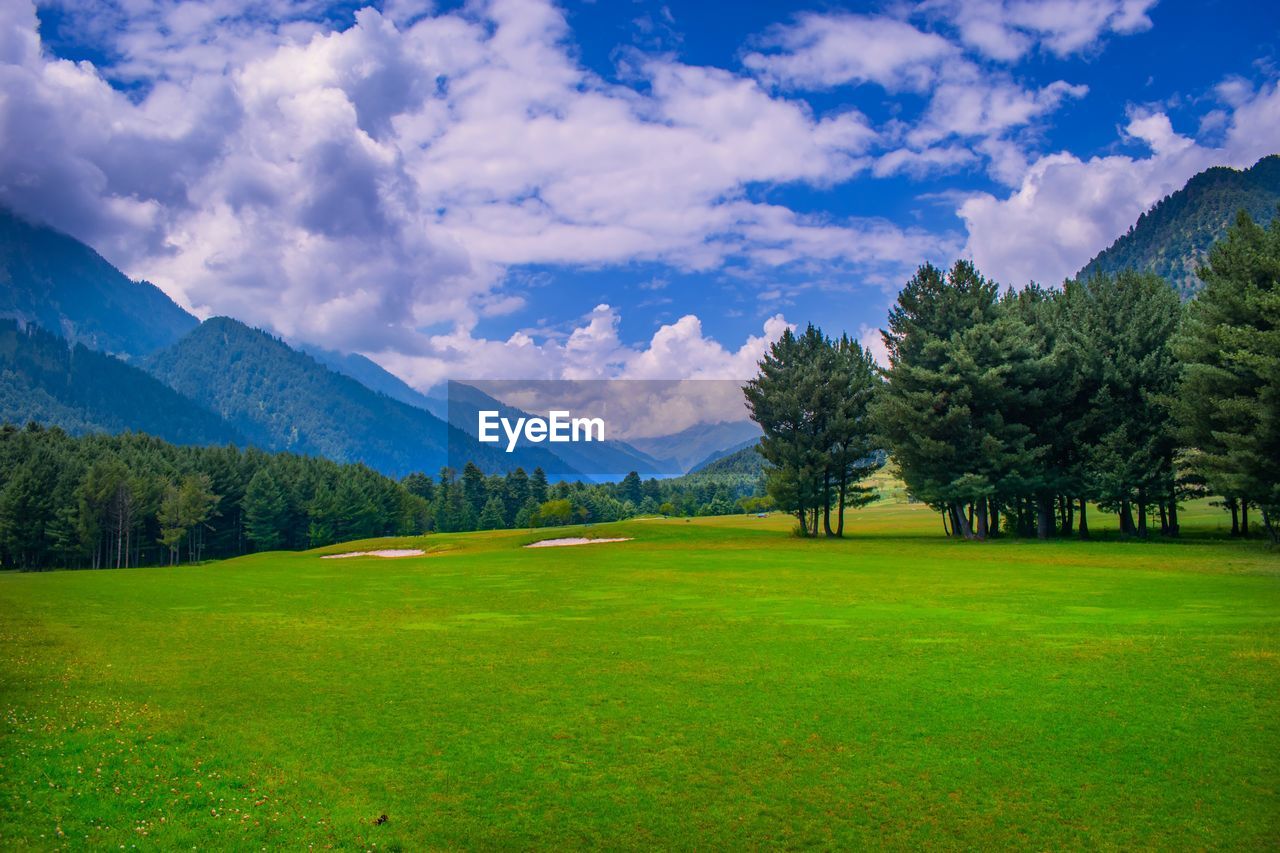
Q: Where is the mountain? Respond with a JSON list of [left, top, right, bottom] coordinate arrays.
[[0, 208, 198, 358], [1077, 154, 1280, 297], [305, 346, 445, 416], [144, 318, 578, 479], [445, 382, 678, 481], [687, 435, 760, 473], [0, 319, 239, 445], [687, 442, 765, 479], [627, 419, 762, 474]]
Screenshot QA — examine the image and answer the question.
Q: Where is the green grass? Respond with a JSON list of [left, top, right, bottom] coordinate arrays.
[[1, 502, 1277, 849]]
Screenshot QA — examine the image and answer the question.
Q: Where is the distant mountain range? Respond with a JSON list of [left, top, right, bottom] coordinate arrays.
[[626, 420, 762, 474], [0, 209, 758, 479], [442, 381, 679, 481], [1077, 154, 1280, 297]]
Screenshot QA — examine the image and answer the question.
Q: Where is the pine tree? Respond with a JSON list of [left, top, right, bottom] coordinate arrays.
[[1072, 270, 1182, 536], [243, 468, 288, 551], [745, 326, 826, 535], [826, 335, 884, 536], [529, 467, 549, 504], [478, 496, 506, 530], [873, 261, 1002, 538], [1174, 210, 1280, 540]]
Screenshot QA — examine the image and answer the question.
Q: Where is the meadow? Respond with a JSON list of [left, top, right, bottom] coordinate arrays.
[[1, 501, 1277, 849]]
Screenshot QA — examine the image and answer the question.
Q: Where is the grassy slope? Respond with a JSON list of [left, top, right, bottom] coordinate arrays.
[[0, 502, 1277, 849]]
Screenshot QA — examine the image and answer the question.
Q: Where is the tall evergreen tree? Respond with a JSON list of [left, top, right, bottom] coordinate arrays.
[[1174, 210, 1280, 540], [873, 261, 1002, 538], [1071, 270, 1183, 536], [243, 468, 288, 551]]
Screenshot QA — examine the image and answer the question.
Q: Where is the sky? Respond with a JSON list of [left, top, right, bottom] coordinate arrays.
[[1, 0, 1278, 390]]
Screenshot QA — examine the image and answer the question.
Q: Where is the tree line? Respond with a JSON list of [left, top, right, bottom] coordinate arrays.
[[0, 426, 764, 570], [747, 210, 1278, 542]]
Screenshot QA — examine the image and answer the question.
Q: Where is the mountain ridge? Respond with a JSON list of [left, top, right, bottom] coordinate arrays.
[[0, 319, 240, 445], [1076, 154, 1280, 297], [0, 208, 198, 358], [143, 317, 581, 478]]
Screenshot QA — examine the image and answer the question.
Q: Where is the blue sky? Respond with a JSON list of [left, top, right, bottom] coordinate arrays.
[[3, 0, 1278, 387]]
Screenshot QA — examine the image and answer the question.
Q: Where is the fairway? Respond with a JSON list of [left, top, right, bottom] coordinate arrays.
[[1, 504, 1277, 849]]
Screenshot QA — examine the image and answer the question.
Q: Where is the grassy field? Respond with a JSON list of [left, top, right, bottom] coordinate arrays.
[[1, 501, 1277, 849]]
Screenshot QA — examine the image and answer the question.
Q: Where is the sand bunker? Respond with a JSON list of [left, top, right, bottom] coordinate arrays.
[[321, 549, 425, 559], [524, 537, 632, 548]]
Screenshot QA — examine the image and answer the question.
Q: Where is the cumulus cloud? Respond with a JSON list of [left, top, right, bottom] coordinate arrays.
[[2, 0, 1267, 392], [959, 80, 1280, 287], [743, 13, 955, 92], [919, 0, 1158, 61], [742, 7, 1093, 181], [0, 0, 914, 380], [373, 305, 791, 391]]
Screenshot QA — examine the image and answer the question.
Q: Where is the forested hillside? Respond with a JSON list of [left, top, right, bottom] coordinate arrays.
[[0, 320, 240, 445], [0, 209, 198, 358], [144, 317, 579, 479], [688, 442, 765, 479], [1077, 154, 1280, 297]]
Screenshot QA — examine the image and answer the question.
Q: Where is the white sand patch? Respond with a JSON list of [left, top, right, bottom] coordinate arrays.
[[524, 537, 633, 548], [321, 549, 425, 559]]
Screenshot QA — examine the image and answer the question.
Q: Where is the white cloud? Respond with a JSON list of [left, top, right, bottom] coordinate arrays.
[[959, 80, 1280, 287], [0, 0, 907, 377], [743, 13, 955, 92], [740, 8, 1094, 183], [3, 0, 1267, 392], [858, 323, 890, 367], [908, 75, 1088, 147], [920, 0, 1158, 61], [372, 305, 792, 390]]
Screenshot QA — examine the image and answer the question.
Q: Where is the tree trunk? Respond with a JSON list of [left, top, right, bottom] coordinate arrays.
[[953, 501, 975, 539], [989, 499, 999, 538], [1137, 489, 1148, 538], [1168, 497, 1179, 538], [1064, 498, 1075, 536], [1229, 497, 1240, 536], [976, 500, 989, 540], [822, 470, 833, 537], [942, 509, 952, 537], [1120, 498, 1135, 536], [1241, 501, 1249, 537], [1036, 496, 1052, 540], [835, 473, 847, 538], [1158, 501, 1168, 536]]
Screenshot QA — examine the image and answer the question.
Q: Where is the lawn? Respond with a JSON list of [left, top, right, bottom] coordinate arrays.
[[1, 502, 1277, 849]]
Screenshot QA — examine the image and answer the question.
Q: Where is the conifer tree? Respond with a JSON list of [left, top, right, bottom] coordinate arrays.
[[1174, 210, 1280, 540], [244, 468, 288, 551]]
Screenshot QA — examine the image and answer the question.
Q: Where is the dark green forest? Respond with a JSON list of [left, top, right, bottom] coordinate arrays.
[[0, 425, 764, 570]]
